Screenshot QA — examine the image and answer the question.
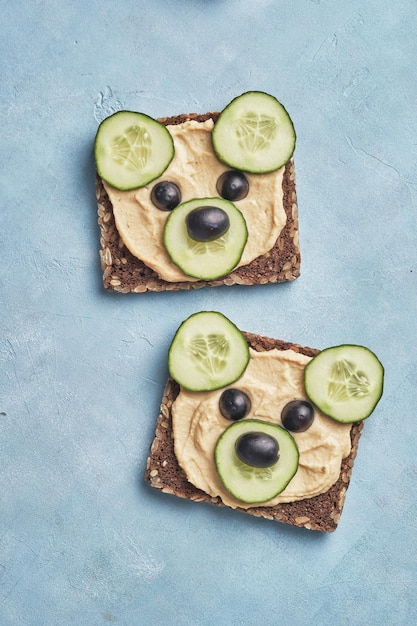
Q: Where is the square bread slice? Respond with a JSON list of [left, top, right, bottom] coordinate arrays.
[[96, 112, 300, 293], [144, 331, 363, 532]]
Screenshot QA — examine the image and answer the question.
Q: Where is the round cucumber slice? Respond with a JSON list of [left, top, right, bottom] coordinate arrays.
[[94, 110, 174, 190], [163, 198, 248, 280], [212, 91, 296, 174], [215, 420, 299, 504], [168, 312, 249, 392], [304, 345, 384, 423]]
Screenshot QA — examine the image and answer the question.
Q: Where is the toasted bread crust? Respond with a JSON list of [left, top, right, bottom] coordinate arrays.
[[144, 332, 363, 532], [96, 112, 300, 293]]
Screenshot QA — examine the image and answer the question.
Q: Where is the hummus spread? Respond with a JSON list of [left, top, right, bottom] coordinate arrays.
[[102, 119, 287, 282], [172, 348, 352, 509]]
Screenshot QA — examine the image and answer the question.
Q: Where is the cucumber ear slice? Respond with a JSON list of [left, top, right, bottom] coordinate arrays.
[[304, 345, 384, 423], [168, 311, 250, 392], [212, 91, 296, 174], [94, 110, 174, 190]]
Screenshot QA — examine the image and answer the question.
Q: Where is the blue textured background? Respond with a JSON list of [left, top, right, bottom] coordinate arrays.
[[1, 1, 416, 624]]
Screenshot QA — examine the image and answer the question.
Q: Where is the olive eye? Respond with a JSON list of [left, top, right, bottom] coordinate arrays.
[[216, 170, 249, 201], [281, 400, 315, 432], [219, 388, 251, 421], [151, 181, 181, 211]]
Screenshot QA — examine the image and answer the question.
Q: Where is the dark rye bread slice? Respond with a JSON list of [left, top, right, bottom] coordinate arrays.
[[144, 331, 364, 532], [96, 112, 300, 293]]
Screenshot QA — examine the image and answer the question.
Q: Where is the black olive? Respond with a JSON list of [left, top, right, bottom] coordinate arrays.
[[216, 170, 249, 201], [219, 389, 251, 421], [186, 206, 230, 242], [151, 181, 181, 211], [235, 432, 279, 468], [281, 400, 315, 432]]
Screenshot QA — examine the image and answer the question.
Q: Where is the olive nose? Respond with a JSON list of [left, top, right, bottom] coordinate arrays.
[[186, 205, 230, 242], [235, 431, 280, 468]]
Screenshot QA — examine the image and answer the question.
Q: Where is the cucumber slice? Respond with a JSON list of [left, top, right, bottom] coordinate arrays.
[[304, 345, 384, 423], [163, 198, 248, 280], [212, 91, 296, 174], [94, 110, 174, 190], [215, 420, 299, 504], [168, 312, 249, 391]]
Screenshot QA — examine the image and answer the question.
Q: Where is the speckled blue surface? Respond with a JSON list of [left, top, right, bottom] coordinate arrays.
[[1, 1, 417, 624]]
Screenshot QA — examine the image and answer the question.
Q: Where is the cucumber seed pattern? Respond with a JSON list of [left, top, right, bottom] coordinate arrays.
[[187, 334, 230, 377], [237, 459, 274, 481], [189, 236, 228, 255], [234, 113, 279, 153], [328, 359, 370, 401], [111, 125, 151, 171]]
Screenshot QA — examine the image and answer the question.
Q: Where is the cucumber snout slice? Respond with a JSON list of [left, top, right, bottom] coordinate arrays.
[[94, 110, 174, 190], [168, 311, 250, 392], [304, 345, 384, 423], [164, 198, 248, 280], [215, 420, 299, 504]]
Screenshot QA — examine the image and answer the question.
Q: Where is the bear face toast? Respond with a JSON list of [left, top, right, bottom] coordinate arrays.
[[95, 92, 300, 293], [145, 312, 384, 532]]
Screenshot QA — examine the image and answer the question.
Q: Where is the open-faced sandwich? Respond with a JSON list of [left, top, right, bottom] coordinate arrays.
[[145, 312, 384, 531], [95, 92, 300, 292]]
